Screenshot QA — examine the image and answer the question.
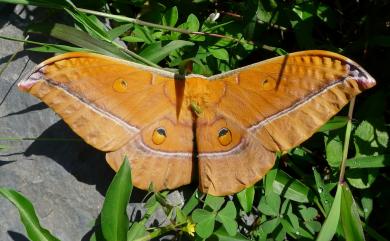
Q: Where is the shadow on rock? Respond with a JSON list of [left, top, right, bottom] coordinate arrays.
[[7, 231, 29, 241], [22, 120, 157, 202], [23, 120, 114, 196]]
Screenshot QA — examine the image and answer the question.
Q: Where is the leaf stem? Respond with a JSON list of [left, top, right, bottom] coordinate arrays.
[[339, 97, 355, 183]]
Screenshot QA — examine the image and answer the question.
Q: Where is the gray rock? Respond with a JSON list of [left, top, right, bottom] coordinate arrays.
[[0, 5, 187, 241]]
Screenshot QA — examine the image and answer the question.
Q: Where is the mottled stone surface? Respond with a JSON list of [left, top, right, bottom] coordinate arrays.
[[0, 4, 187, 241]]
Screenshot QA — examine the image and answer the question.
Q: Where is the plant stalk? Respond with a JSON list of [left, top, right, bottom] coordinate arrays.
[[338, 97, 355, 183]]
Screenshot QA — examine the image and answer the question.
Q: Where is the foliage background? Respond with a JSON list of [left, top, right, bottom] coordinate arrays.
[[0, 0, 389, 240]]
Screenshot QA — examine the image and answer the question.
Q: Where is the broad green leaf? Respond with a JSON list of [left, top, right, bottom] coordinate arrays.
[[325, 131, 343, 167], [192, 209, 215, 239], [361, 195, 373, 220], [208, 47, 229, 61], [346, 155, 390, 168], [218, 202, 236, 220], [299, 207, 318, 221], [258, 192, 280, 216], [101, 157, 132, 241], [340, 184, 366, 241], [318, 116, 348, 132], [163, 6, 178, 27], [355, 121, 374, 142], [313, 168, 333, 214], [186, 14, 200, 32], [265, 165, 278, 197], [127, 222, 147, 241], [236, 185, 254, 213], [0, 188, 60, 241], [205, 194, 225, 211], [217, 201, 237, 236], [212, 227, 250, 241], [316, 183, 342, 241], [139, 40, 194, 63], [346, 169, 378, 189], [261, 218, 280, 234], [273, 170, 312, 203], [287, 212, 300, 231]]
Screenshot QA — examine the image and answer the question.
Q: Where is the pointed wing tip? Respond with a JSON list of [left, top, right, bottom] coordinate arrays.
[[18, 69, 46, 91], [346, 62, 377, 90]]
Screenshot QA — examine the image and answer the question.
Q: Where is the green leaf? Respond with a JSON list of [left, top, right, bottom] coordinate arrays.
[[127, 222, 147, 241], [212, 227, 250, 241], [181, 189, 201, 216], [258, 192, 280, 216], [186, 14, 200, 32], [192, 209, 216, 239], [273, 170, 312, 203], [139, 40, 194, 63], [205, 194, 225, 211], [299, 207, 318, 221], [208, 47, 229, 61], [319, 116, 348, 132], [265, 166, 278, 197], [355, 120, 375, 142], [133, 25, 155, 44], [325, 130, 343, 167], [340, 184, 366, 241], [101, 157, 132, 241], [108, 23, 133, 40], [236, 185, 254, 213], [217, 201, 237, 236], [45, 23, 136, 62], [175, 208, 187, 224], [346, 155, 390, 168], [121, 36, 146, 43], [346, 169, 378, 189], [316, 183, 342, 241], [0, 188, 60, 241], [261, 218, 280, 234], [361, 195, 373, 220], [27, 44, 87, 53], [313, 168, 333, 214], [64, 8, 110, 40], [163, 6, 178, 27]]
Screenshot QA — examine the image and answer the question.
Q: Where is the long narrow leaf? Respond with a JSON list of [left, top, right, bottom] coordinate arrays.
[[316, 184, 342, 241], [273, 170, 313, 203], [48, 23, 137, 62], [0, 188, 60, 241], [340, 184, 365, 241], [139, 40, 194, 64], [346, 155, 390, 168], [101, 157, 132, 241]]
